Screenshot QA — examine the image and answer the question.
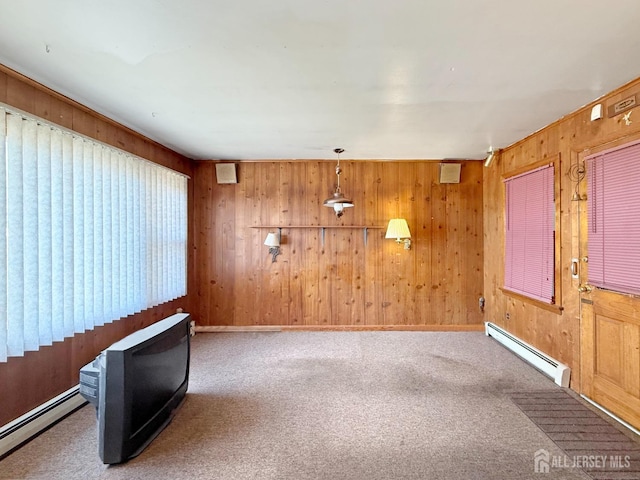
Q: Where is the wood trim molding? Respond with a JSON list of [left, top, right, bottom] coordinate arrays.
[[195, 324, 485, 332], [499, 154, 564, 309], [575, 131, 640, 159], [501, 157, 556, 181], [500, 287, 564, 314], [0, 63, 188, 160]]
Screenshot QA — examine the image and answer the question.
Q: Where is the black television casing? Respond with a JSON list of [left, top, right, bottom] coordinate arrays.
[[79, 313, 191, 464]]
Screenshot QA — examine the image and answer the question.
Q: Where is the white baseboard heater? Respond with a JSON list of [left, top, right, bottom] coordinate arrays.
[[0, 385, 87, 459], [485, 322, 570, 388]]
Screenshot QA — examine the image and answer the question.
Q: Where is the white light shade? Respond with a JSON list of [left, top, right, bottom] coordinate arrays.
[[323, 191, 354, 209], [385, 219, 411, 240], [264, 233, 280, 247]]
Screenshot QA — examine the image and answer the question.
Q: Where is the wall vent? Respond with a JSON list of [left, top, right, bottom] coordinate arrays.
[[439, 163, 461, 184], [215, 163, 238, 184]]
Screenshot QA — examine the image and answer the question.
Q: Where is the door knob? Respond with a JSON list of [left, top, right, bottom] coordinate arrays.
[[578, 284, 592, 293]]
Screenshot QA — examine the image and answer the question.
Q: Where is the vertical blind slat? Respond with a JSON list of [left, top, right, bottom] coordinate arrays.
[[37, 124, 53, 347], [0, 112, 6, 361], [126, 157, 134, 312], [61, 133, 74, 338], [50, 128, 64, 341], [118, 154, 127, 317], [83, 139, 94, 330], [102, 150, 113, 324], [93, 144, 104, 327], [22, 120, 40, 352], [132, 160, 141, 313], [7, 114, 25, 356], [72, 136, 85, 333]]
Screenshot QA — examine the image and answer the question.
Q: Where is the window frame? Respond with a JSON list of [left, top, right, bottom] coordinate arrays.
[[0, 103, 189, 362], [501, 156, 562, 313], [585, 139, 640, 295]]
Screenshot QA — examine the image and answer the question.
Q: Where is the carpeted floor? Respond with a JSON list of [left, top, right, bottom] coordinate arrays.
[[1, 331, 634, 480]]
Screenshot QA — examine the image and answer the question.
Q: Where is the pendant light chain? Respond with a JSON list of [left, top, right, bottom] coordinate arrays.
[[322, 147, 353, 217], [335, 148, 343, 191]]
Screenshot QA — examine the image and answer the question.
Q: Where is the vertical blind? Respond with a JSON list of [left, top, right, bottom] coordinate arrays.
[[0, 105, 188, 362], [504, 164, 555, 303], [586, 141, 640, 295]]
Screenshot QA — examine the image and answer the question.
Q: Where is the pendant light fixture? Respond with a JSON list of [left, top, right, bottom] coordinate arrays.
[[323, 148, 354, 217]]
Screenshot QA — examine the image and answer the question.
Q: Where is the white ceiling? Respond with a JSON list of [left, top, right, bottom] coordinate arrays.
[[1, 1, 639, 161]]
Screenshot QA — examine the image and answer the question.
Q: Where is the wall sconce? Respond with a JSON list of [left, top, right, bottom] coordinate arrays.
[[385, 219, 411, 250], [264, 232, 281, 262]]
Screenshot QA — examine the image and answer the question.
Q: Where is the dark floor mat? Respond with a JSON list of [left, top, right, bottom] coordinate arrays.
[[511, 390, 640, 480]]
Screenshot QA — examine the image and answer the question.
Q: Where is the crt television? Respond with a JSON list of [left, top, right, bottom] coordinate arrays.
[[79, 312, 191, 464]]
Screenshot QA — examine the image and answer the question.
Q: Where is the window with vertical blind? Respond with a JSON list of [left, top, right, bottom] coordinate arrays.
[[586, 140, 640, 295], [504, 164, 555, 303], [0, 104, 188, 362]]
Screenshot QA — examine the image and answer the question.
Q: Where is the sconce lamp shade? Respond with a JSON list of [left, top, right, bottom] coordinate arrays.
[[264, 233, 280, 247], [385, 219, 411, 240]]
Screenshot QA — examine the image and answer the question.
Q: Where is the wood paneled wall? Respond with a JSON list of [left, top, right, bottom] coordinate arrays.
[[190, 160, 484, 328], [0, 66, 193, 426], [483, 76, 640, 390]]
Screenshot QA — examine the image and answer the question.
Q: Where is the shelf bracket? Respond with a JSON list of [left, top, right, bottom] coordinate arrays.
[[363, 227, 368, 246], [320, 227, 325, 247]]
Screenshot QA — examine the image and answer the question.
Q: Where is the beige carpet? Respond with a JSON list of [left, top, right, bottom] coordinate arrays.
[[0, 331, 610, 479]]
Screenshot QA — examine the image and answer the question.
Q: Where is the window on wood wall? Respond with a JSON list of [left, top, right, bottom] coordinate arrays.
[[0, 104, 188, 362], [503, 163, 555, 304], [586, 140, 640, 295]]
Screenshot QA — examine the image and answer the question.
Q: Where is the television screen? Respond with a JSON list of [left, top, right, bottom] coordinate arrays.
[[79, 313, 191, 464]]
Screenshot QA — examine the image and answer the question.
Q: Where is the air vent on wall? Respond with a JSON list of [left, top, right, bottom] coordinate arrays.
[[215, 163, 237, 184], [439, 163, 461, 184]]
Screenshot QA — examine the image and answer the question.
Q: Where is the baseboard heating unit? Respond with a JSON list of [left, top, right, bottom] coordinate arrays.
[[0, 385, 87, 459], [485, 322, 570, 387]]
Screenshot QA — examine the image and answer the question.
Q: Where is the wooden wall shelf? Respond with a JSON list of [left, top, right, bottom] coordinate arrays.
[[251, 225, 384, 246], [251, 225, 384, 229]]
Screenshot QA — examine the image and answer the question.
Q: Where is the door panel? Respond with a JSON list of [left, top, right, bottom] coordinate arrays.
[[579, 143, 640, 430], [581, 272, 640, 429], [594, 314, 623, 384]]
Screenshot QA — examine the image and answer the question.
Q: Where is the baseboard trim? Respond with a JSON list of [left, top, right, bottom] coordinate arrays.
[[195, 326, 283, 332], [0, 385, 87, 459], [195, 324, 484, 333]]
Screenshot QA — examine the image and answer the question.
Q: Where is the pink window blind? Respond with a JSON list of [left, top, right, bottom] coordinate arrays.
[[586, 141, 640, 295], [504, 164, 555, 303]]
